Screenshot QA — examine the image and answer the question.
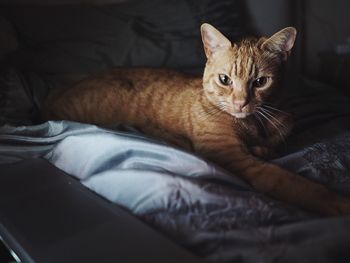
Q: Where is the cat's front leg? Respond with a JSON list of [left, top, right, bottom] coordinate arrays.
[[193, 132, 350, 216], [249, 145, 277, 160]]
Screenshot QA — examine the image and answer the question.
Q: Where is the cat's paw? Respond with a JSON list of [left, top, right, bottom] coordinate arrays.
[[250, 146, 276, 160], [332, 199, 350, 216], [323, 197, 350, 216]]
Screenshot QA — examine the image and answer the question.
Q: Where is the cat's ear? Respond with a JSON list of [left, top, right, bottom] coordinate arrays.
[[200, 23, 231, 59], [262, 27, 297, 60]]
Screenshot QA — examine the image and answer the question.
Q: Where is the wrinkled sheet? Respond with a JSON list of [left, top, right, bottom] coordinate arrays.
[[1, 121, 350, 263]]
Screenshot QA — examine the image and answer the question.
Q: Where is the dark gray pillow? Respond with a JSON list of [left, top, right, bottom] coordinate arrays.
[[0, 0, 253, 74]]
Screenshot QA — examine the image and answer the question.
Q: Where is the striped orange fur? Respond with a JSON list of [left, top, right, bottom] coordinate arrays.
[[44, 23, 350, 216]]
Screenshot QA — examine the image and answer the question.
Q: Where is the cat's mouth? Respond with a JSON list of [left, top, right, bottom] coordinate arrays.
[[231, 112, 251, 118]]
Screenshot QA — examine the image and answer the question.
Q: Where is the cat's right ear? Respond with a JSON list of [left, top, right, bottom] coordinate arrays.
[[200, 23, 231, 59]]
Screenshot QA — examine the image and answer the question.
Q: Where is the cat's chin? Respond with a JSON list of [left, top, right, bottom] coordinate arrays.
[[231, 112, 251, 119]]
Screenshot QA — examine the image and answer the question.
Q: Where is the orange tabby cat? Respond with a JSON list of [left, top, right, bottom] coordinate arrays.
[[44, 23, 350, 216]]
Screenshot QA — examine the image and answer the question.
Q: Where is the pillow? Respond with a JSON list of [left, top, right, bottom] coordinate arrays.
[[120, 0, 254, 71], [0, 16, 18, 59], [0, 5, 133, 73], [0, 0, 254, 74]]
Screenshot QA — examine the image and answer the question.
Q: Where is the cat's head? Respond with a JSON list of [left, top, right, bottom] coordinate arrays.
[[200, 23, 296, 118]]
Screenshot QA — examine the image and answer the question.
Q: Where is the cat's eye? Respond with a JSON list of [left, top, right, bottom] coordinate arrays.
[[219, 74, 232, 86], [252, 77, 268, 88]]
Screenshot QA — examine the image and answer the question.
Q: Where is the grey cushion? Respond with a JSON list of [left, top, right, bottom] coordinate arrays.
[[0, 16, 18, 59], [0, 0, 253, 74]]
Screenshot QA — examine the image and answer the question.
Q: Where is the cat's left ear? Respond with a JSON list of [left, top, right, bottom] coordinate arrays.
[[262, 27, 297, 60]]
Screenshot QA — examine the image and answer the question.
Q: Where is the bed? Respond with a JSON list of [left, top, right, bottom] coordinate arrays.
[[1, 1, 350, 262]]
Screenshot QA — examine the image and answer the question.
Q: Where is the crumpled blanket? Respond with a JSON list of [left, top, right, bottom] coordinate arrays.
[[1, 121, 350, 263]]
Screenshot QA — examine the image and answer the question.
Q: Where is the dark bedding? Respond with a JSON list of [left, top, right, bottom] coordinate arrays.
[[1, 69, 350, 262]]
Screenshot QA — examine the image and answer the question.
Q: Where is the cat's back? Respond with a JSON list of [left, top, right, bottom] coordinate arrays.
[[63, 68, 199, 94], [45, 68, 201, 125], [108, 68, 197, 88]]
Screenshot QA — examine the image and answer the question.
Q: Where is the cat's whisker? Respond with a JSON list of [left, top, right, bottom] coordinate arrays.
[[196, 108, 217, 119], [193, 91, 228, 121], [257, 108, 287, 135], [253, 112, 268, 135], [215, 100, 228, 111], [257, 111, 284, 142], [196, 106, 222, 122], [259, 109, 284, 128], [217, 103, 227, 112], [256, 109, 286, 143], [262, 104, 289, 115], [258, 107, 286, 129]]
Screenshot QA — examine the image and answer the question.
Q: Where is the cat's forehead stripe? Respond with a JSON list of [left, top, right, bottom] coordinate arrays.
[[234, 59, 238, 76], [247, 57, 254, 78], [231, 46, 257, 79], [236, 56, 242, 77]]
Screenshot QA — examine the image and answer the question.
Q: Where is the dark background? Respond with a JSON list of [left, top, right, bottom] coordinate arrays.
[[0, 0, 350, 94]]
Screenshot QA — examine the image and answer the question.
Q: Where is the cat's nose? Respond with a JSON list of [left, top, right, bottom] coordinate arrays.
[[233, 100, 248, 111]]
